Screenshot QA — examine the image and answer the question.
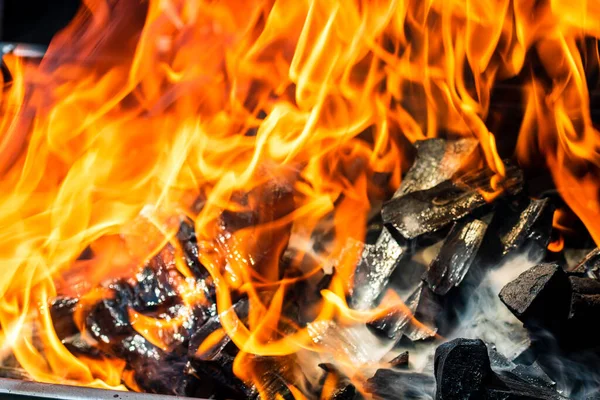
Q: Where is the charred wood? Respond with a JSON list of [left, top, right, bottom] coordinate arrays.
[[349, 227, 405, 310], [393, 138, 479, 198], [382, 163, 523, 240], [424, 216, 490, 295]]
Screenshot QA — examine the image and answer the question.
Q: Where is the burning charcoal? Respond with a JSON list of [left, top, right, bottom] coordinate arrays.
[[368, 282, 440, 342], [389, 351, 409, 368], [365, 369, 435, 399], [563, 275, 600, 346], [424, 216, 490, 295], [86, 296, 134, 341], [393, 138, 479, 198], [318, 363, 357, 400], [491, 197, 555, 257], [434, 339, 566, 400], [177, 218, 210, 279], [350, 227, 405, 310], [132, 262, 179, 313], [188, 298, 248, 360], [188, 353, 255, 399], [382, 163, 523, 239], [115, 334, 201, 397], [498, 263, 571, 331], [570, 248, 600, 278], [50, 297, 80, 339]]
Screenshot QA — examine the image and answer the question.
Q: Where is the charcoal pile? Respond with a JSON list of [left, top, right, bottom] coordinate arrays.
[[38, 138, 600, 399]]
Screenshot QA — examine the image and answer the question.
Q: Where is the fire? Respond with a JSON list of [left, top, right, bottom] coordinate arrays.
[[0, 0, 599, 397]]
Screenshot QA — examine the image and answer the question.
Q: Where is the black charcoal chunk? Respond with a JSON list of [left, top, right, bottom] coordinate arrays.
[[133, 264, 178, 313], [494, 197, 555, 257], [393, 138, 479, 198], [318, 363, 357, 400], [366, 369, 435, 399], [498, 263, 571, 331], [368, 282, 439, 342], [50, 297, 80, 339], [350, 227, 405, 310], [188, 298, 248, 360], [425, 216, 489, 295], [116, 334, 199, 397], [389, 351, 409, 368], [571, 248, 600, 279], [382, 163, 523, 239], [434, 339, 565, 400], [177, 218, 210, 279], [435, 338, 492, 399]]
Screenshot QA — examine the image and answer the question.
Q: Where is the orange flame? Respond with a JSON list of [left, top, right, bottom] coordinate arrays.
[[0, 0, 599, 397]]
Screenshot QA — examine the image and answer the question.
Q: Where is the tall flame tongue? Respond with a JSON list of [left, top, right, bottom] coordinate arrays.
[[0, 0, 599, 397]]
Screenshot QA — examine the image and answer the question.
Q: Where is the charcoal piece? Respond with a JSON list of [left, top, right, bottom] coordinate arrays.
[[389, 351, 409, 368], [188, 298, 248, 360], [564, 276, 600, 345], [434, 339, 565, 400], [570, 248, 600, 278], [50, 297, 80, 339], [424, 216, 489, 295], [350, 227, 405, 310], [177, 218, 210, 279], [116, 334, 200, 397], [498, 263, 571, 331], [365, 369, 435, 399], [393, 138, 479, 198], [435, 338, 492, 399], [368, 282, 439, 342], [132, 263, 178, 313], [187, 353, 255, 399], [493, 197, 555, 257], [382, 163, 523, 239], [86, 297, 133, 341], [318, 363, 357, 400]]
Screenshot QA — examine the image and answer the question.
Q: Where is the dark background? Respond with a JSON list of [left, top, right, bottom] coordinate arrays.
[[0, 0, 80, 45]]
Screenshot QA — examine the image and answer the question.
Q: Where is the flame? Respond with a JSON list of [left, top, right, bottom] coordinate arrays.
[[0, 0, 599, 397]]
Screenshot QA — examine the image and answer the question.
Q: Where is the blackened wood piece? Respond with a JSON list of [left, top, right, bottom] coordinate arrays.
[[389, 351, 409, 368], [382, 163, 523, 239], [365, 369, 435, 400], [425, 217, 489, 295], [393, 138, 479, 198], [498, 263, 571, 331], [350, 227, 405, 310], [493, 197, 554, 257], [570, 248, 600, 278]]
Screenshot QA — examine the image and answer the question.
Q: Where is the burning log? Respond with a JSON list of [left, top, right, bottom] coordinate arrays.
[[434, 339, 566, 399], [424, 215, 490, 295], [393, 138, 479, 198], [382, 163, 524, 240], [349, 227, 405, 310]]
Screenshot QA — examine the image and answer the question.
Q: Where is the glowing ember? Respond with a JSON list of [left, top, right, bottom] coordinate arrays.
[[0, 0, 599, 398]]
